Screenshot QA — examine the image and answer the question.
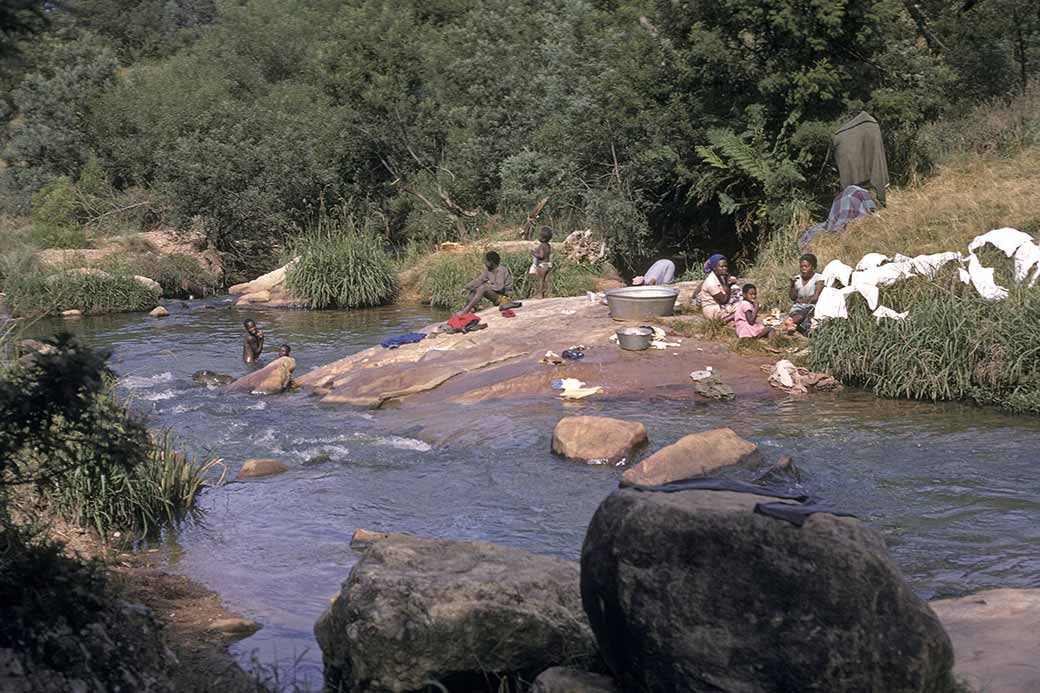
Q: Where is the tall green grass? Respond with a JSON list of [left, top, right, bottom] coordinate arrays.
[[98, 252, 220, 299], [810, 265, 1040, 414], [422, 250, 603, 309], [286, 226, 398, 309], [4, 269, 159, 317], [50, 429, 225, 536]]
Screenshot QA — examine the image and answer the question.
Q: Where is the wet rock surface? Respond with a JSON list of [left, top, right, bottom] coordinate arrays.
[[621, 427, 759, 486], [192, 370, 235, 387], [551, 416, 648, 464], [315, 530, 596, 692], [581, 486, 955, 692]]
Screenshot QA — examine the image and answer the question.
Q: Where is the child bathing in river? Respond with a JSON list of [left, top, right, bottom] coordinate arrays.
[[242, 319, 264, 364], [733, 284, 772, 339]]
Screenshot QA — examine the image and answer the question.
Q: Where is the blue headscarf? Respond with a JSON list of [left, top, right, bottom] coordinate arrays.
[[703, 254, 726, 274]]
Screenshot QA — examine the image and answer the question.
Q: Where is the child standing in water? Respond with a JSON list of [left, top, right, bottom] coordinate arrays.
[[243, 319, 264, 363], [529, 226, 553, 298], [733, 284, 771, 339]]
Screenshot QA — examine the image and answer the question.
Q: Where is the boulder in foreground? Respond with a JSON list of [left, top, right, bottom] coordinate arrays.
[[621, 427, 758, 486], [224, 357, 295, 395], [551, 416, 647, 464], [532, 667, 618, 692], [581, 486, 954, 692], [930, 588, 1040, 693], [237, 459, 288, 479], [315, 530, 596, 692]]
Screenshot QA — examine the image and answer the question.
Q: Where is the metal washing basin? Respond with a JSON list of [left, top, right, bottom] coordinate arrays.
[[605, 286, 678, 321]]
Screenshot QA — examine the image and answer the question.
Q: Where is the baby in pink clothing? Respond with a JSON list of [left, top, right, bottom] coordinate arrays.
[[733, 284, 771, 339]]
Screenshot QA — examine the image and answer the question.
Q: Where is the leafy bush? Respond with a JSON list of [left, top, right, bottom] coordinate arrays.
[[421, 249, 603, 310], [810, 269, 1040, 414], [5, 270, 159, 316], [286, 223, 398, 309], [99, 252, 220, 299], [584, 188, 653, 277]]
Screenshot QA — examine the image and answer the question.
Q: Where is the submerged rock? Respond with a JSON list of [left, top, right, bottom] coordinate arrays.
[[149, 306, 169, 318], [532, 667, 618, 693], [930, 588, 1040, 693], [621, 427, 759, 486], [192, 370, 235, 387], [224, 356, 295, 395], [581, 486, 955, 692], [237, 459, 288, 479], [314, 530, 596, 692], [207, 618, 261, 637], [61, 309, 82, 318], [691, 375, 734, 400], [551, 416, 648, 465], [754, 454, 802, 485]]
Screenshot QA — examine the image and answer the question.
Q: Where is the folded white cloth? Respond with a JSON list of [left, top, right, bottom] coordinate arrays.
[[855, 253, 890, 271], [1012, 241, 1040, 286], [872, 306, 908, 321], [910, 252, 962, 278], [964, 253, 1009, 301]]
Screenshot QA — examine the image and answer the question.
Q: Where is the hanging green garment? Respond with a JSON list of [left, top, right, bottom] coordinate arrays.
[[833, 112, 889, 206]]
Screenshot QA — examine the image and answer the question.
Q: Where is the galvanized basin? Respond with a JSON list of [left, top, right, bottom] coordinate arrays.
[[605, 286, 678, 321], [616, 326, 654, 351]]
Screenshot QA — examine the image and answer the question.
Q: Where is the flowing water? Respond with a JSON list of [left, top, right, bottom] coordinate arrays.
[[23, 299, 1040, 687]]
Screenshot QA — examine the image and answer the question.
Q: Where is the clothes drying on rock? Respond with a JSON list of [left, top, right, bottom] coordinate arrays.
[[800, 186, 878, 247], [446, 313, 480, 331], [753, 501, 858, 527], [626, 476, 809, 502], [380, 332, 426, 349]]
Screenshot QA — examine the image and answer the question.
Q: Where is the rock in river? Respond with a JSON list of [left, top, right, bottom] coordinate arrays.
[[149, 305, 169, 318], [551, 416, 648, 464], [237, 459, 288, 479], [314, 530, 596, 692], [224, 356, 295, 395], [192, 370, 235, 387], [581, 486, 955, 692], [621, 427, 759, 486]]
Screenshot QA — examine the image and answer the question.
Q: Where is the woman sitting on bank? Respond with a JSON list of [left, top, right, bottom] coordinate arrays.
[[783, 253, 825, 334], [698, 254, 741, 321]]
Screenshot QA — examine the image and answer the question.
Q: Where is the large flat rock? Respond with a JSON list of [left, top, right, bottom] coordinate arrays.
[[297, 288, 778, 410], [621, 427, 759, 486], [931, 588, 1040, 693]]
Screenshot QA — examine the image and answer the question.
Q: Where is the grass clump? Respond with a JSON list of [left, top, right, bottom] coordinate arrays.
[[422, 249, 603, 310], [286, 223, 398, 310], [810, 268, 1040, 414], [4, 269, 159, 317], [98, 252, 220, 299]]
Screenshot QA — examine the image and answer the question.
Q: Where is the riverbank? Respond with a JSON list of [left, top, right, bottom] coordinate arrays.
[[52, 522, 261, 693]]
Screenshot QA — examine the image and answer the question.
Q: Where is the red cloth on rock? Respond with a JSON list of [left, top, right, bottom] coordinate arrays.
[[447, 313, 480, 330]]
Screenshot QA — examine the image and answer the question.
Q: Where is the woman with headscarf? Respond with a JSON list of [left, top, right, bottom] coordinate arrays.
[[697, 254, 740, 321]]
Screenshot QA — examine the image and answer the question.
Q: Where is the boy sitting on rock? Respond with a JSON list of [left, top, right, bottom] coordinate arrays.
[[458, 251, 520, 316]]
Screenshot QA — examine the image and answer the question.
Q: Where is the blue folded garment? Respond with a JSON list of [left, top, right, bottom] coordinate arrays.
[[381, 332, 426, 349]]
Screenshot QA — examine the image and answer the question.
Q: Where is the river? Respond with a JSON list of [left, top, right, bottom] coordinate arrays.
[[25, 298, 1040, 688]]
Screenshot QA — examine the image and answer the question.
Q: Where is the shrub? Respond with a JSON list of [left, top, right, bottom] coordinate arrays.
[[99, 252, 220, 299], [286, 226, 398, 309], [4, 270, 159, 316]]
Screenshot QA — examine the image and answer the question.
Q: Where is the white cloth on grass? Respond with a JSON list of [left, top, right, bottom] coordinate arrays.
[[855, 253, 890, 271], [968, 227, 1033, 257], [910, 252, 963, 278], [821, 259, 854, 288], [872, 306, 908, 321], [1012, 241, 1040, 286], [964, 253, 1009, 301]]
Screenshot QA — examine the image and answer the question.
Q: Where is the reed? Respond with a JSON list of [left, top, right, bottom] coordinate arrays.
[[286, 226, 398, 309]]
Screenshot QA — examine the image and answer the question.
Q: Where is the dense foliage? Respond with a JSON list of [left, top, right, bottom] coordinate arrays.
[[1, 0, 1037, 273]]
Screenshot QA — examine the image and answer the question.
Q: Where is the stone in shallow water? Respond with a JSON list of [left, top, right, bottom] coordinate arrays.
[[149, 306, 169, 318], [236, 459, 288, 479], [224, 356, 295, 395], [621, 427, 759, 486], [551, 416, 648, 465], [581, 486, 955, 692], [207, 618, 260, 637], [314, 530, 596, 692]]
